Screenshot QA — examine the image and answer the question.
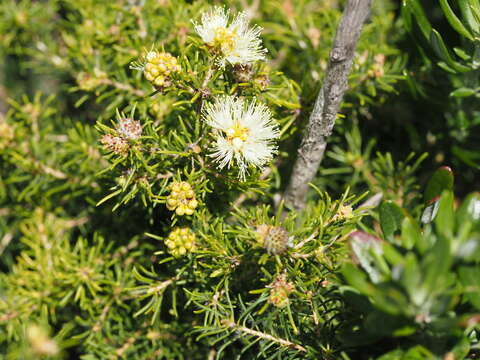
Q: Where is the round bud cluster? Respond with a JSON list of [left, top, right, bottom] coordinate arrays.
[[166, 181, 198, 216], [143, 51, 181, 88], [254, 73, 270, 90], [116, 118, 142, 140], [0, 121, 14, 150], [100, 134, 129, 155], [256, 225, 290, 255], [367, 53, 386, 79], [268, 274, 295, 308], [165, 227, 196, 257], [233, 64, 254, 83], [332, 204, 354, 222], [100, 118, 142, 155], [26, 324, 59, 356]]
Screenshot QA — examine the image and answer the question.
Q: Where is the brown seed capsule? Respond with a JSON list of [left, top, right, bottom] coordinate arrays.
[[100, 134, 129, 155], [256, 225, 290, 255], [116, 118, 142, 140], [233, 64, 254, 83]]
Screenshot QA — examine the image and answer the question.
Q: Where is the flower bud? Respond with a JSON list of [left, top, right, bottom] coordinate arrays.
[[268, 274, 295, 308], [166, 181, 198, 216], [175, 205, 186, 216], [165, 227, 196, 257], [142, 51, 181, 89]]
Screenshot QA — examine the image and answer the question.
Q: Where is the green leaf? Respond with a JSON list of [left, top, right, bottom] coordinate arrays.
[[340, 287, 374, 313], [364, 310, 414, 337], [471, 0, 480, 25], [452, 146, 480, 169], [400, 216, 421, 250], [453, 46, 472, 60], [457, 192, 480, 225], [459, 266, 480, 309], [423, 232, 452, 294], [430, 29, 471, 72], [440, 0, 474, 40], [349, 231, 387, 283], [402, 0, 432, 40], [342, 263, 374, 296], [379, 201, 405, 242], [377, 350, 405, 360], [450, 336, 471, 360], [404, 345, 435, 358], [459, 0, 480, 34], [450, 87, 477, 97], [435, 191, 455, 237], [424, 166, 454, 204], [399, 253, 421, 295]]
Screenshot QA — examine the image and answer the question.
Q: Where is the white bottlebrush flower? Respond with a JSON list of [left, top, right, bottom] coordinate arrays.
[[193, 7, 267, 67], [203, 95, 279, 180]]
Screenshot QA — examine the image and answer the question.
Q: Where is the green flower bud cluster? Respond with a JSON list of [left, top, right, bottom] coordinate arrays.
[[143, 51, 181, 88], [166, 181, 198, 216], [165, 227, 196, 257]]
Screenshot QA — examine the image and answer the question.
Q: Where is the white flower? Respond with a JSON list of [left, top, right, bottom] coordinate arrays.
[[203, 95, 279, 180], [193, 7, 267, 67]]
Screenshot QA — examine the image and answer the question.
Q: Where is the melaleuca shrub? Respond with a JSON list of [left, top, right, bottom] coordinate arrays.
[[0, 1, 431, 359]]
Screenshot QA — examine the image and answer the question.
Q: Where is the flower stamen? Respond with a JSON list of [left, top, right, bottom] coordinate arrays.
[[213, 27, 237, 53], [226, 122, 249, 151]]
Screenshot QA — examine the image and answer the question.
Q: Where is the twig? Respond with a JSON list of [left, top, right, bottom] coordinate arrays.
[[0, 233, 13, 257], [201, 66, 214, 93], [100, 78, 146, 97], [64, 216, 90, 228], [293, 230, 318, 250], [208, 349, 216, 360], [148, 278, 175, 295], [222, 320, 307, 353], [284, 0, 372, 212]]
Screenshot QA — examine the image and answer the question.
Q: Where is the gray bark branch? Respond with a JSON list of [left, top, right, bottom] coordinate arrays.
[[283, 0, 372, 212]]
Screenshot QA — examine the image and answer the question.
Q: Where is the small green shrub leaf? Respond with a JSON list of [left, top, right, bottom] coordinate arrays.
[[440, 0, 474, 40], [424, 166, 454, 204], [450, 87, 476, 97], [430, 29, 471, 72], [402, 0, 432, 39], [459, 266, 480, 309], [379, 201, 405, 242]]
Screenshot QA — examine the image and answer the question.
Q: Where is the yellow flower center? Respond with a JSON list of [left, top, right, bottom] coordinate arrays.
[[226, 122, 249, 150], [213, 27, 237, 52]]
